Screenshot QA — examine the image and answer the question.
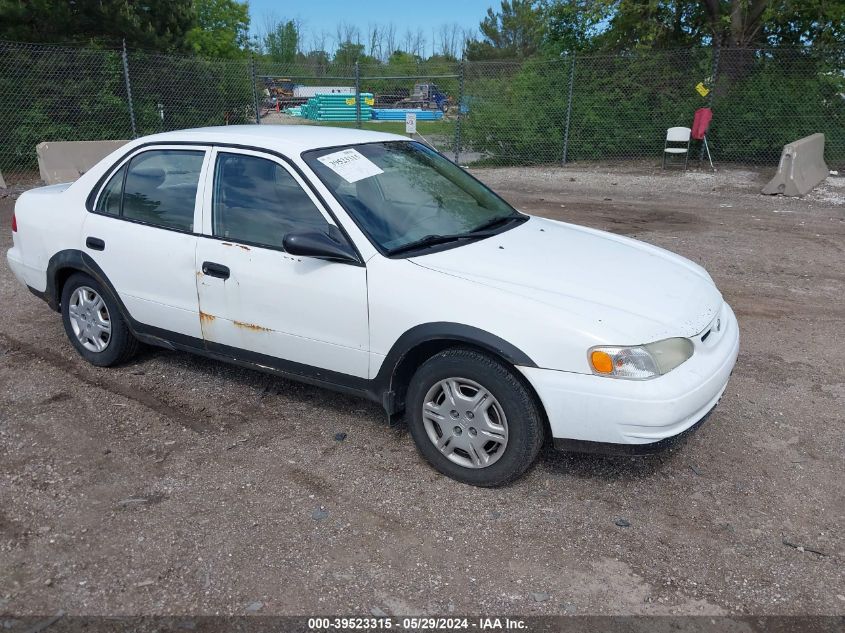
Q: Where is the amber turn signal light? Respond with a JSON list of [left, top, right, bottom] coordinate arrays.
[[590, 350, 614, 374]]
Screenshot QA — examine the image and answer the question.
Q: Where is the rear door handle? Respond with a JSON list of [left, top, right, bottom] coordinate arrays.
[[201, 261, 230, 280], [86, 237, 105, 251]]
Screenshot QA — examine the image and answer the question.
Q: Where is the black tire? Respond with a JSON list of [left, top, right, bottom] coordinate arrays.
[[406, 348, 545, 487], [61, 272, 139, 367]]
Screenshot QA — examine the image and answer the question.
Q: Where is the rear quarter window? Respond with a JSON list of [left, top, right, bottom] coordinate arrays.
[[95, 164, 126, 215]]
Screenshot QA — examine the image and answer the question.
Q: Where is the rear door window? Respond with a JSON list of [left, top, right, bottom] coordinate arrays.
[[117, 150, 205, 232]]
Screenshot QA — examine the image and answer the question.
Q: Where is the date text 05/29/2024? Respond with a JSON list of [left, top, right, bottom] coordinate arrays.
[[307, 616, 528, 630]]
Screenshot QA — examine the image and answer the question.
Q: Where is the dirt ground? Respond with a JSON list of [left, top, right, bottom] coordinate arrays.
[[0, 163, 843, 618]]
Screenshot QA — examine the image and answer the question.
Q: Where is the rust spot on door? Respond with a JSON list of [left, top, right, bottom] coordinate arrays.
[[233, 319, 270, 332], [199, 311, 216, 339]]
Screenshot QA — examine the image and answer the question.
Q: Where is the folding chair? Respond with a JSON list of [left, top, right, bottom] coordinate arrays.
[[691, 107, 715, 171], [663, 126, 691, 169]]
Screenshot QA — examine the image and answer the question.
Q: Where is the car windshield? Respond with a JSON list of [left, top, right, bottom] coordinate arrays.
[[303, 141, 523, 254]]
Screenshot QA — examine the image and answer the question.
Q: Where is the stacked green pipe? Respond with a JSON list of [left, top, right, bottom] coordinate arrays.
[[300, 93, 374, 121]]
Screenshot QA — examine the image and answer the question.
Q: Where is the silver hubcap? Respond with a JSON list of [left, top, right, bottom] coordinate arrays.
[[422, 377, 508, 469], [68, 286, 111, 353]]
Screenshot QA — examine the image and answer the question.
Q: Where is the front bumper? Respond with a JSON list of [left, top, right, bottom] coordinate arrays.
[[519, 301, 739, 448]]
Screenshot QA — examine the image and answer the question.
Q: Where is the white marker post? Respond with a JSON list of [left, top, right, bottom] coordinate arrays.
[[405, 111, 417, 136]]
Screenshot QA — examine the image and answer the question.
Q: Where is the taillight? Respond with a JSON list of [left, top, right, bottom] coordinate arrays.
[[11, 212, 17, 232]]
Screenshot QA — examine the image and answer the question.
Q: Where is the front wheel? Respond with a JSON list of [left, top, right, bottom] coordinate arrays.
[[406, 348, 545, 487]]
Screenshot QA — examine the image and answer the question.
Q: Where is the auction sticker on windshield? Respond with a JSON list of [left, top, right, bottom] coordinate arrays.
[[316, 148, 383, 183]]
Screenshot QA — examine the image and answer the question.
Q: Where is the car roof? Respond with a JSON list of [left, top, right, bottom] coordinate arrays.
[[137, 125, 408, 155]]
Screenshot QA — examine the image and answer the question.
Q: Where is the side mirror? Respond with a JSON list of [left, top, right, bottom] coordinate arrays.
[[283, 227, 359, 264]]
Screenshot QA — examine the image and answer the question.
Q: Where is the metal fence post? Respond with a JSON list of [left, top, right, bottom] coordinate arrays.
[[454, 59, 465, 163], [562, 51, 576, 165], [708, 38, 720, 109], [699, 38, 720, 162], [355, 61, 361, 129], [250, 54, 260, 124], [121, 39, 137, 138]]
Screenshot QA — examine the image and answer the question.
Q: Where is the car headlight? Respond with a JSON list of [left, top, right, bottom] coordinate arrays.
[[588, 338, 694, 380]]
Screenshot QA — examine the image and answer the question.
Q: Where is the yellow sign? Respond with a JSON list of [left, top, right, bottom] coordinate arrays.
[[696, 82, 710, 97], [364, 97, 375, 106], [345, 98, 355, 106]]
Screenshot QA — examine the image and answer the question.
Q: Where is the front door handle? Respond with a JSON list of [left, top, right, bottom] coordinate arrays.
[[86, 237, 105, 251], [201, 261, 230, 280]]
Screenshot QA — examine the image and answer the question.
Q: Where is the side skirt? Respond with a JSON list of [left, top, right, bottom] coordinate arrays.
[[131, 323, 381, 404]]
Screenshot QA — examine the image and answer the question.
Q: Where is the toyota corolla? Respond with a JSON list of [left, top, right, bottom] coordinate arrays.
[[7, 126, 739, 486]]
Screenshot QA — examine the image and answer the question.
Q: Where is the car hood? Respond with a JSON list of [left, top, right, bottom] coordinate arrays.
[[409, 216, 722, 343]]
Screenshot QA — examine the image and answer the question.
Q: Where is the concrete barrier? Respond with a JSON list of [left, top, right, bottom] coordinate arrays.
[[36, 140, 129, 185], [762, 133, 828, 197]]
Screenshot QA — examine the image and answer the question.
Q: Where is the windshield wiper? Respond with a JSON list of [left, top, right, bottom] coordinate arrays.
[[470, 213, 527, 233], [387, 230, 503, 256], [387, 233, 478, 256], [387, 215, 528, 256]]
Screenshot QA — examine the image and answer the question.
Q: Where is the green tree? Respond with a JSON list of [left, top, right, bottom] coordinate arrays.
[[0, 0, 195, 50], [592, 0, 845, 51], [764, 0, 845, 48], [264, 20, 299, 64], [333, 41, 366, 68], [592, 1, 705, 49], [706, 0, 844, 47], [186, 0, 250, 58], [302, 50, 331, 75], [466, 0, 545, 60], [542, 0, 612, 53], [388, 50, 421, 65]]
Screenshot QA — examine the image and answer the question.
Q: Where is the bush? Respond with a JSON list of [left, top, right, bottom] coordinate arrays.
[[460, 47, 845, 166], [0, 43, 132, 172], [128, 52, 254, 135], [1, 42, 842, 176], [711, 50, 845, 164]]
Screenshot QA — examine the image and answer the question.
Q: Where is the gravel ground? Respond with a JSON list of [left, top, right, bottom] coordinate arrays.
[[0, 163, 843, 617]]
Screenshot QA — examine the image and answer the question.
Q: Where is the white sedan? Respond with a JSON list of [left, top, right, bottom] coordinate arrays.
[[7, 126, 739, 486]]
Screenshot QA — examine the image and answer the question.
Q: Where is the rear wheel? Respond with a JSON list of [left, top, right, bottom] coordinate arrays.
[[406, 348, 544, 487], [61, 273, 138, 367]]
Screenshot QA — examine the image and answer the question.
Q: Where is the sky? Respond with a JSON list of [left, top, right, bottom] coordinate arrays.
[[247, 0, 491, 56]]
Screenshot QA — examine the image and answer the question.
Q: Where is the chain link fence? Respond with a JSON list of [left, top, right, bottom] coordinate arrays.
[[1, 39, 843, 186]]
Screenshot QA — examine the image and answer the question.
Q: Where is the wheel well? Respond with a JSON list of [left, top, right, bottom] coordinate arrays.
[[387, 339, 552, 443], [51, 266, 82, 311], [389, 339, 459, 410]]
